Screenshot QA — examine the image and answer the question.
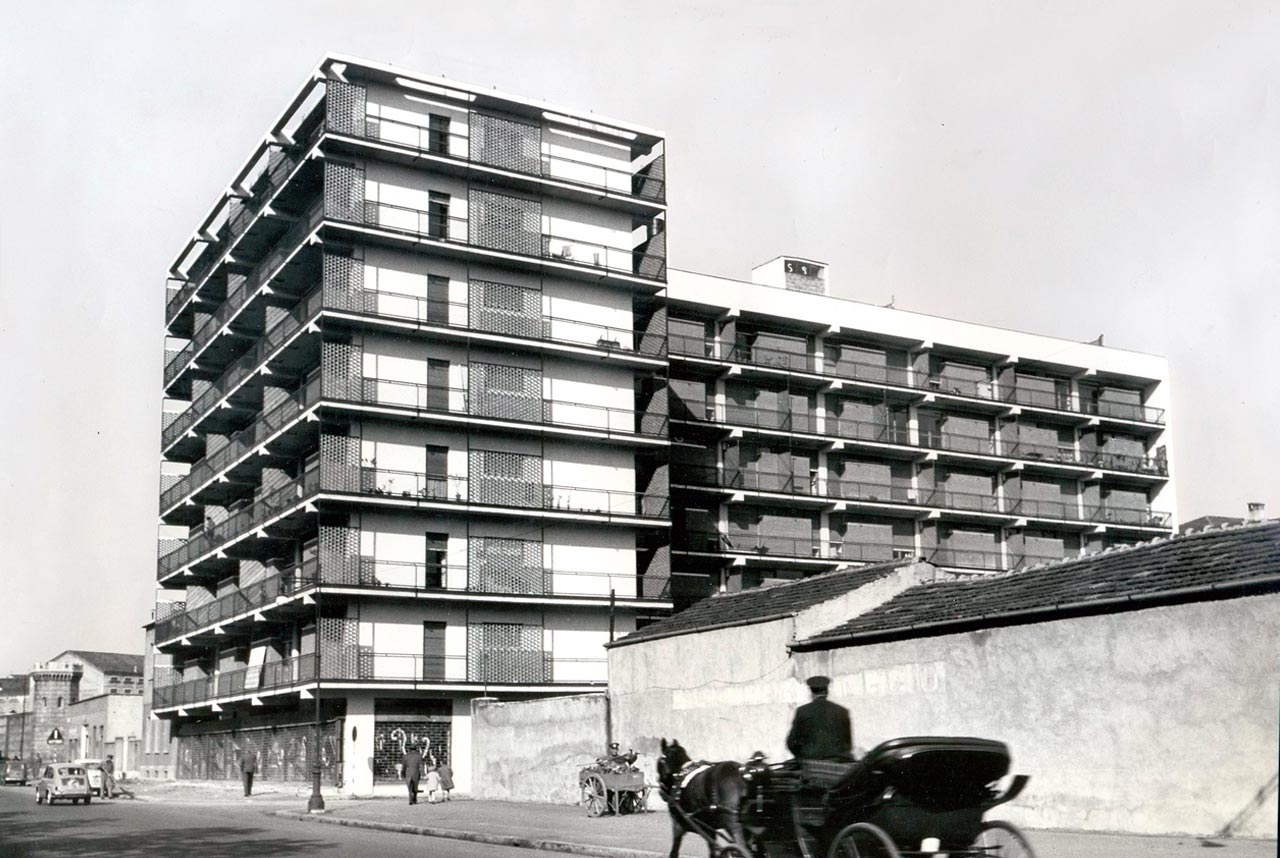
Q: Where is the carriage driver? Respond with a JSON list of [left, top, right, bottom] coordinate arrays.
[[786, 675, 854, 761]]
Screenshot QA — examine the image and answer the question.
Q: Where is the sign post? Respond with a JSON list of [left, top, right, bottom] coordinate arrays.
[[47, 727, 64, 763]]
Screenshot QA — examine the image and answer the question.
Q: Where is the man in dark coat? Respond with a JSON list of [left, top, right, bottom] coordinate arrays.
[[402, 743, 425, 805], [786, 675, 853, 761], [238, 748, 258, 797]]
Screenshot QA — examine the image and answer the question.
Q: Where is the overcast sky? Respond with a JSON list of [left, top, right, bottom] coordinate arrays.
[[1, 0, 1276, 674]]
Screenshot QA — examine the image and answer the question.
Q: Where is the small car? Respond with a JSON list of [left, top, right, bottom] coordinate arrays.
[[73, 758, 105, 796], [35, 764, 92, 805], [4, 759, 28, 786]]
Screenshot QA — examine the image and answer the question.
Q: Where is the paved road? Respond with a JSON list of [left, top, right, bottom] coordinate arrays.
[[0, 787, 535, 858]]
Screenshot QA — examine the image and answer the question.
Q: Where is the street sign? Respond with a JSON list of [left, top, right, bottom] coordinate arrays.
[[47, 728, 64, 745]]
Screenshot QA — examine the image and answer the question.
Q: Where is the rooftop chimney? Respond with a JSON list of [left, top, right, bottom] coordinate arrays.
[[1247, 502, 1266, 522]]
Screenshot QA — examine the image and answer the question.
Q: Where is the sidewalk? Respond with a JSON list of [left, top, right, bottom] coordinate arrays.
[[271, 797, 1278, 858], [123, 777, 352, 805]]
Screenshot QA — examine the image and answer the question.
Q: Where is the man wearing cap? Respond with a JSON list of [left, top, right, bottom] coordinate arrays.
[[786, 675, 853, 761]]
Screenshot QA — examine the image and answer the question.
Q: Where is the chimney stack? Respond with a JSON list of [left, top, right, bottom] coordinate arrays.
[[1247, 502, 1266, 523]]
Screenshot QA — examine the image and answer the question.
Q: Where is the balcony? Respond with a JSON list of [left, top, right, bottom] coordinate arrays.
[[672, 464, 917, 508], [826, 417, 914, 448], [1006, 439, 1082, 467], [164, 202, 324, 388], [153, 566, 312, 646], [925, 374, 999, 402], [161, 287, 325, 453], [152, 649, 606, 711], [331, 464, 669, 521], [1079, 448, 1168, 477], [351, 377, 666, 440], [678, 529, 844, 561], [919, 430, 998, 457], [1010, 497, 1087, 523], [348, 199, 666, 282], [1002, 385, 1077, 414], [350, 111, 666, 204], [328, 284, 666, 359], [668, 338, 921, 393], [721, 403, 815, 434], [1082, 398, 1165, 425], [929, 548, 1007, 571], [160, 378, 320, 514], [924, 488, 1011, 516], [726, 343, 814, 374], [1088, 504, 1172, 528]]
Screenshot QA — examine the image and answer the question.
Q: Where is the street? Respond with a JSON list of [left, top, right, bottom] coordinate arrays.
[[0, 787, 536, 858]]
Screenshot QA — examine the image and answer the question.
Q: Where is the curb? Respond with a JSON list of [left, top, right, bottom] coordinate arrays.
[[269, 811, 666, 858]]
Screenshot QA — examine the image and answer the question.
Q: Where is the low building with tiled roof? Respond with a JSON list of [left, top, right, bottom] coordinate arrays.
[[605, 522, 1280, 839]]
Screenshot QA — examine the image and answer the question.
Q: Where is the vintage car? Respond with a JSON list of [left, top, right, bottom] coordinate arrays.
[[73, 759, 105, 796], [4, 759, 29, 786], [34, 764, 93, 805]]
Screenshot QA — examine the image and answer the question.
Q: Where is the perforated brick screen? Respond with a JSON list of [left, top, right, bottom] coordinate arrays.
[[468, 189, 541, 256], [469, 536, 544, 595], [471, 113, 541, 174]]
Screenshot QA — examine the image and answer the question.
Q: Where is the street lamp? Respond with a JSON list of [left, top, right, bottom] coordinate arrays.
[[307, 578, 325, 813]]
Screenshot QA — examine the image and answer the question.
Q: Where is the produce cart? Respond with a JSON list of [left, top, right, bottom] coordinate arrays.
[[578, 763, 650, 817]]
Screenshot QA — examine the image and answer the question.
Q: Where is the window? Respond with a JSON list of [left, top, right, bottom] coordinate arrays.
[[426, 275, 450, 324], [427, 192, 450, 239], [428, 114, 450, 155], [426, 360, 450, 411], [57, 697, 63, 707], [424, 532, 447, 589]]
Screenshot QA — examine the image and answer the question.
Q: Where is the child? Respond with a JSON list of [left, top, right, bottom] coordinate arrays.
[[424, 758, 441, 804]]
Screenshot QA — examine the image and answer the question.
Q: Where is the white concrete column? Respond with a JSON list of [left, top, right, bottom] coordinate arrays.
[[453, 698, 472, 795], [344, 695, 376, 796]]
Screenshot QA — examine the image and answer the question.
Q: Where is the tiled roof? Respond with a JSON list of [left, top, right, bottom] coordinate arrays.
[[65, 651, 145, 675], [609, 560, 911, 648], [796, 521, 1280, 650]]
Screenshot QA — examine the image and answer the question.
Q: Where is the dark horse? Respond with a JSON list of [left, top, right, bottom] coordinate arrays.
[[657, 738, 749, 858]]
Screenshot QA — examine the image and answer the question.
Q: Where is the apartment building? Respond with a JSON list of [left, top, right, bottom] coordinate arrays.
[[152, 55, 670, 795], [665, 258, 1175, 601]]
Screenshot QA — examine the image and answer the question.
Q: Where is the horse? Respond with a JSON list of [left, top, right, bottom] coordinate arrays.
[[657, 738, 750, 858]]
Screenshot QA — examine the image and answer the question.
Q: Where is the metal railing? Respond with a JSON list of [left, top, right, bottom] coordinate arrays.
[[929, 548, 1007, 571], [356, 111, 666, 202], [1079, 449, 1168, 476], [353, 558, 664, 600], [924, 374, 1000, 401], [726, 343, 814, 373], [722, 402, 815, 434], [1002, 385, 1075, 412], [165, 201, 324, 385], [160, 378, 321, 512], [328, 464, 669, 520], [1005, 439, 1081, 465], [352, 377, 666, 437], [346, 198, 665, 281], [154, 565, 315, 644], [161, 285, 325, 450], [678, 530, 844, 560], [330, 285, 664, 356], [672, 464, 916, 506], [924, 488, 1010, 515], [153, 650, 606, 709], [827, 417, 913, 446], [157, 468, 320, 580], [919, 430, 998, 456], [668, 333, 716, 359], [1010, 497, 1086, 522], [1087, 504, 1172, 528], [1082, 398, 1165, 424]]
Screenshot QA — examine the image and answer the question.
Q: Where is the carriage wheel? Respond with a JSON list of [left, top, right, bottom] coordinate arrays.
[[581, 774, 607, 817], [826, 822, 901, 858], [972, 821, 1036, 858]]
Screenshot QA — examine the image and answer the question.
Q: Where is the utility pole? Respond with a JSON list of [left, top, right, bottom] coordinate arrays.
[[307, 586, 325, 813]]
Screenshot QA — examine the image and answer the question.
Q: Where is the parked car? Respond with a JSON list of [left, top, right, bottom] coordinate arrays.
[[34, 764, 92, 805], [4, 759, 28, 786], [73, 759, 105, 796]]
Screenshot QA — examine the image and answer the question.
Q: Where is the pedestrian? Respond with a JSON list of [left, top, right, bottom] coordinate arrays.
[[425, 758, 440, 803], [239, 747, 258, 797], [402, 743, 424, 805], [101, 755, 117, 799], [436, 759, 454, 801]]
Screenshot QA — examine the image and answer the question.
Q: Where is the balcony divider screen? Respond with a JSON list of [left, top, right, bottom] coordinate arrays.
[[467, 622, 547, 683], [469, 536, 544, 595]]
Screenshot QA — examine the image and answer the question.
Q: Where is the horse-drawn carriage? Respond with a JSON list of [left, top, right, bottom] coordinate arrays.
[[659, 736, 1035, 858]]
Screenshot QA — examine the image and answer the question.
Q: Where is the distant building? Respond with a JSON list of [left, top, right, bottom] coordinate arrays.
[[1, 651, 145, 772]]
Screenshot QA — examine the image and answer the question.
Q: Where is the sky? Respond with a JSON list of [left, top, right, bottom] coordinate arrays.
[[1, 0, 1277, 674]]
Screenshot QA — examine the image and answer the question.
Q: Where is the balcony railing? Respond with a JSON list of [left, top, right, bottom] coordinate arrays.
[[355, 558, 666, 600], [165, 201, 324, 385], [925, 374, 1000, 401], [669, 333, 715, 359], [353, 377, 666, 438], [1002, 385, 1076, 413], [1079, 449, 1168, 476], [153, 650, 605, 709], [826, 357, 915, 389], [919, 430, 998, 456], [332, 464, 669, 520], [349, 199, 665, 281], [160, 378, 321, 512], [1082, 398, 1165, 425], [154, 566, 313, 644], [929, 548, 1006, 571], [161, 286, 325, 450], [1010, 497, 1086, 522], [158, 468, 319, 580], [1088, 504, 1172, 528], [679, 529, 844, 560], [673, 464, 916, 506], [329, 284, 665, 357], [727, 343, 814, 373], [924, 488, 1010, 515], [166, 127, 321, 324], [722, 403, 815, 434], [827, 416, 913, 446], [355, 111, 666, 203], [1006, 439, 1081, 466]]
